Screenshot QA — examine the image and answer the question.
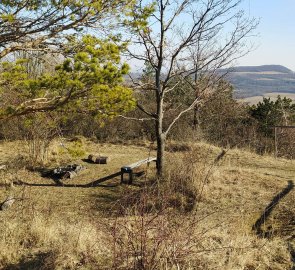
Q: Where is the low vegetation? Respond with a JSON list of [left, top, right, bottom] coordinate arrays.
[[0, 138, 294, 269]]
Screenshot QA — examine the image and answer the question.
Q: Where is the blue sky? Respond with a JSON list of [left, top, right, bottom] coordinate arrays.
[[238, 0, 295, 70], [128, 0, 295, 72]]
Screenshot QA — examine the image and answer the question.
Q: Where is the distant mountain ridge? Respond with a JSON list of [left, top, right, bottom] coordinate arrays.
[[128, 65, 295, 99], [229, 65, 293, 74], [223, 65, 295, 98]]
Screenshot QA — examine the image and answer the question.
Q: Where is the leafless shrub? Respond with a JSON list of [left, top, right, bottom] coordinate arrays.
[[276, 128, 295, 158], [106, 146, 226, 269], [165, 141, 192, 153], [108, 190, 204, 269], [22, 114, 59, 166]]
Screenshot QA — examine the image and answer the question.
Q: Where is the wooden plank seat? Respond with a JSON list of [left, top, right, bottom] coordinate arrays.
[[121, 157, 157, 184]]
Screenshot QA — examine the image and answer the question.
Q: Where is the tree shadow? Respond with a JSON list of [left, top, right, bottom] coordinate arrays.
[[288, 242, 295, 270], [27, 166, 75, 186], [13, 180, 85, 188], [85, 172, 121, 187], [90, 177, 158, 216], [81, 158, 93, 164], [12, 170, 146, 188], [13, 169, 149, 188], [252, 180, 294, 238], [3, 251, 55, 270]]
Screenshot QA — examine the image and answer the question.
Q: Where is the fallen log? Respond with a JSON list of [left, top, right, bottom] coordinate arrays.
[[88, 155, 108, 164]]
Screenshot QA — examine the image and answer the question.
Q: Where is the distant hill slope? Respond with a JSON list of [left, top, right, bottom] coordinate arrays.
[[228, 65, 293, 74], [221, 65, 295, 98]]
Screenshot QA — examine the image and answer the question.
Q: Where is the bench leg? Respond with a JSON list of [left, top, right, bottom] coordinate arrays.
[[121, 169, 124, 184], [129, 171, 133, 184], [121, 169, 133, 184]]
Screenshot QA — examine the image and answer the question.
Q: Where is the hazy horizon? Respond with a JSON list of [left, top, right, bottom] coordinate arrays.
[[236, 0, 295, 71], [129, 0, 295, 72]]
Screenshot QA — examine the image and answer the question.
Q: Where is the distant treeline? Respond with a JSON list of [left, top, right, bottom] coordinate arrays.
[[2, 84, 295, 159]]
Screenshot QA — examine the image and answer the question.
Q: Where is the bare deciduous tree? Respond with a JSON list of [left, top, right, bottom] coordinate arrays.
[[126, 0, 258, 176]]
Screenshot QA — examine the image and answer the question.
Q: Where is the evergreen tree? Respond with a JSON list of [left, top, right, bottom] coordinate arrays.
[[250, 96, 295, 136], [0, 36, 135, 119]]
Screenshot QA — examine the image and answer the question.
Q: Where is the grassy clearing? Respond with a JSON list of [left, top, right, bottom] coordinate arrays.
[[240, 92, 295, 105], [0, 139, 294, 269]]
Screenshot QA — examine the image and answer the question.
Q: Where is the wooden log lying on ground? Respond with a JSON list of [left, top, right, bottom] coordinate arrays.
[[88, 155, 108, 164], [59, 164, 84, 180], [44, 164, 85, 181], [1, 196, 15, 210]]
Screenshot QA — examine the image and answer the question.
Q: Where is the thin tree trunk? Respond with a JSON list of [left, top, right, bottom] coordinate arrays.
[[193, 68, 200, 130], [193, 104, 200, 130], [156, 122, 165, 177], [155, 82, 165, 177]]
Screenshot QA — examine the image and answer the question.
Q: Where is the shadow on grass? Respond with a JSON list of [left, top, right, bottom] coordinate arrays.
[[81, 158, 94, 164], [243, 162, 295, 173], [81, 158, 108, 164], [90, 191, 125, 214], [252, 180, 294, 237], [252, 180, 295, 268], [13, 171, 122, 188], [288, 242, 295, 270], [3, 251, 55, 270], [86, 172, 121, 187], [12, 171, 147, 188]]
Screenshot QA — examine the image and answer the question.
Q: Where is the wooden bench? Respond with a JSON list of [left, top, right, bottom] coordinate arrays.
[[121, 157, 157, 184]]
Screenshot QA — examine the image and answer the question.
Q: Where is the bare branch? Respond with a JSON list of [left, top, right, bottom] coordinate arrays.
[[118, 115, 155, 121], [137, 102, 157, 118]]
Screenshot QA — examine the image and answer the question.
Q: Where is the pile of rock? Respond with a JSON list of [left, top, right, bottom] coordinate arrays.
[[46, 164, 85, 179], [1, 196, 15, 211]]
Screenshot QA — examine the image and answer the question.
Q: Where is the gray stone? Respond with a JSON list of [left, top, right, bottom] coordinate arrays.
[[1, 196, 15, 210]]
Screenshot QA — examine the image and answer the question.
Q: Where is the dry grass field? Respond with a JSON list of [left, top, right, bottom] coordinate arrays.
[[240, 92, 295, 105], [0, 138, 294, 269]]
